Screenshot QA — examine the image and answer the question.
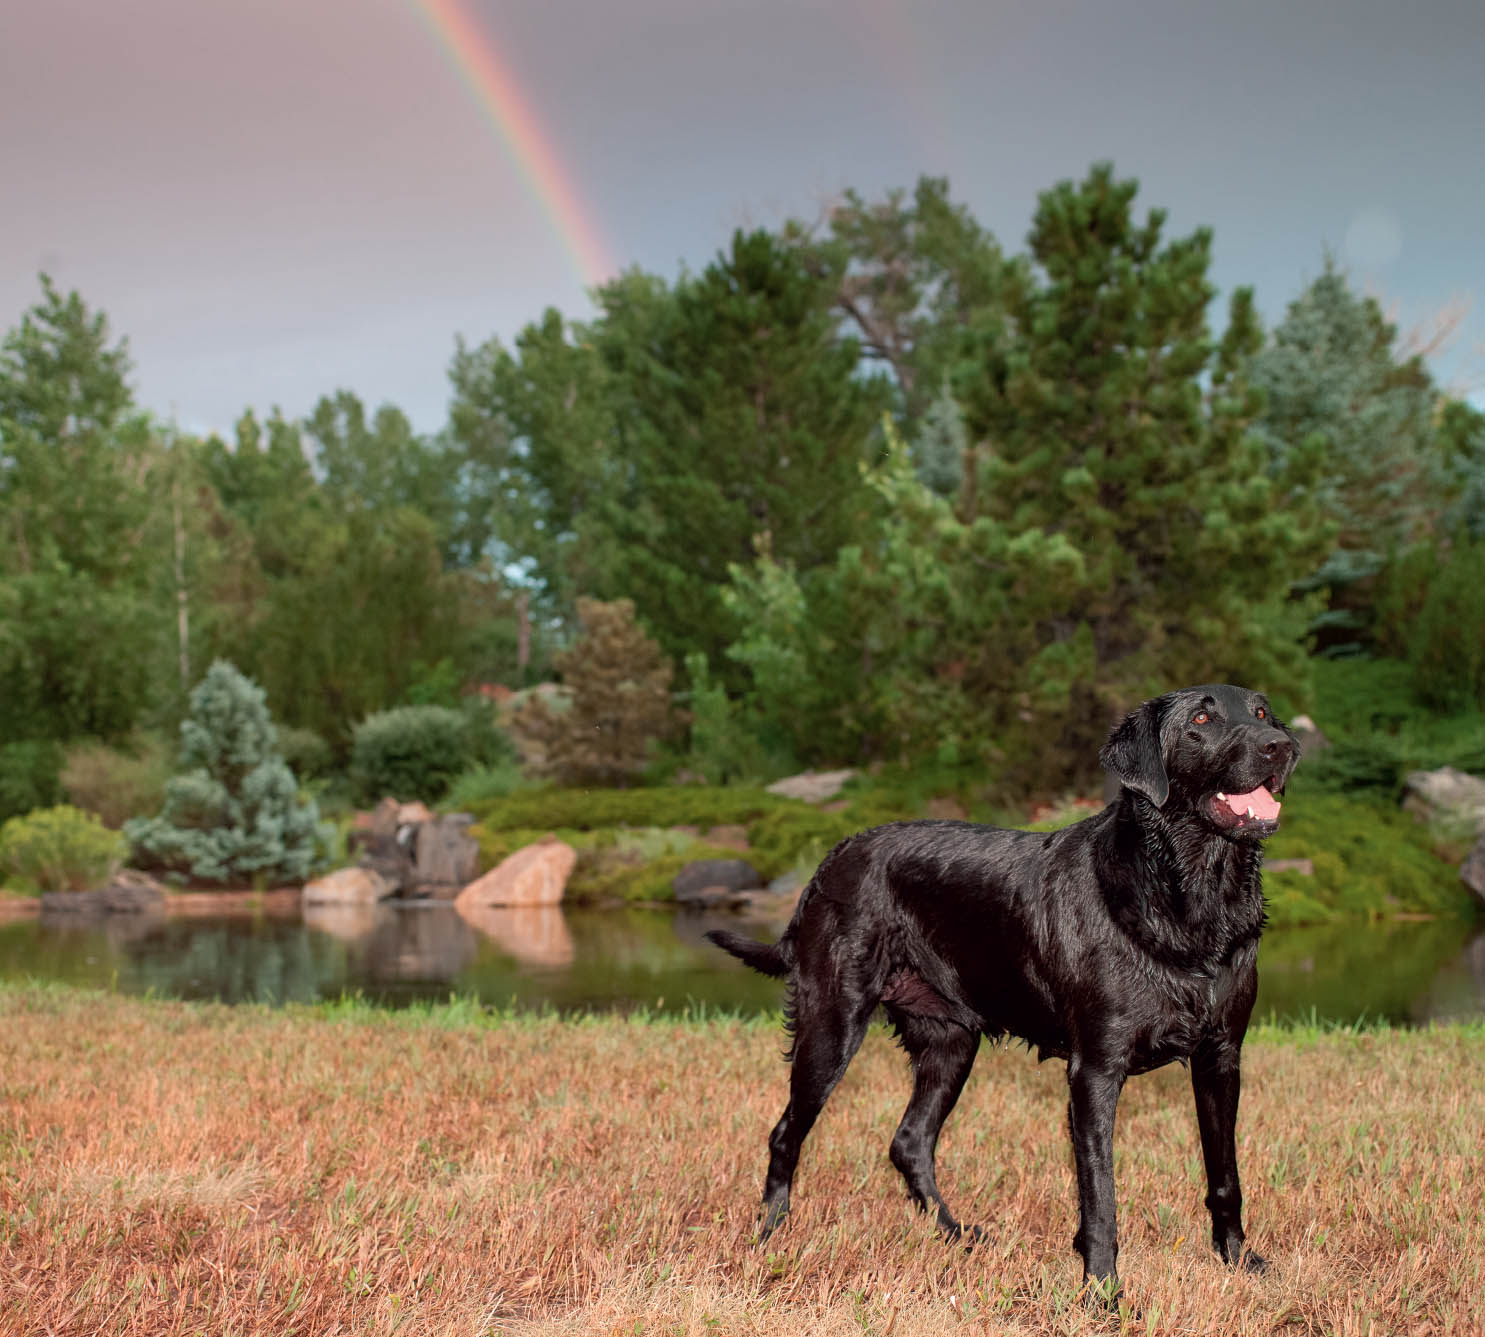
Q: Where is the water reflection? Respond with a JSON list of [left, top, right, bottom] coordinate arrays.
[[459, 905, 574, 967], [0, 902, 1480, 1024]]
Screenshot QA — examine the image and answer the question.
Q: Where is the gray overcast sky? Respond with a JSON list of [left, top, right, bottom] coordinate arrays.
[[3, 0, 1482, 436]]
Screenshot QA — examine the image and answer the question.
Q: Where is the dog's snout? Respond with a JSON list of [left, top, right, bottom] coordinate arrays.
[[1258, 735, 1296, 778]]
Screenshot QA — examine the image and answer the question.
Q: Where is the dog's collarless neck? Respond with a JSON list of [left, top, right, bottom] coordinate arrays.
[[1098, 797, 1265, 970]]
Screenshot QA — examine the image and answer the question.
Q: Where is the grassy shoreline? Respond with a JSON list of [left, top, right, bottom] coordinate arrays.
[[3, 985, 1483, 1335]]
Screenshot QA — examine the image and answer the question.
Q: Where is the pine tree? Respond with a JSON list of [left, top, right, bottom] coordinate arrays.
[[728, 168, 1331, 788], [511, 599, 675, 786], [954, 165, 1327, 749], [593, 231, 892, 671], [125, 661, 324, 884]]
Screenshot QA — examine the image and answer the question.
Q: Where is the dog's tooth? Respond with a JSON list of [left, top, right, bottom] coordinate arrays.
[[1246, 805, 1254, 818], [1217, 792, 1226, 801]]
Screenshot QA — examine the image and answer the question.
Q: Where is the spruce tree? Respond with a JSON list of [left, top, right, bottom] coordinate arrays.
[[1248, 263, 1445, 650], [126, 661, 323, 884]]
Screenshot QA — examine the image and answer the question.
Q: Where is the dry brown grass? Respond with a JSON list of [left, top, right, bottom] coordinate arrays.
[[1, 985, 1481, 1336]]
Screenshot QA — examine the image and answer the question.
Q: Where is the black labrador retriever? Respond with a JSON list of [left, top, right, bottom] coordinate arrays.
[[708, 683, 1298, 1296]]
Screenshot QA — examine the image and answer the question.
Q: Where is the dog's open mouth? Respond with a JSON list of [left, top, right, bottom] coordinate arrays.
[[1209, 781, 1283, 834]]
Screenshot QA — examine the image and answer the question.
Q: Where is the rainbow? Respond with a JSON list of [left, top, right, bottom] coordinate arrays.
[[415, 0, 616, 289]]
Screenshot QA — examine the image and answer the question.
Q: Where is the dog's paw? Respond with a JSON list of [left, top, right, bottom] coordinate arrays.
[[1238, 1247, 1268, 1275], [755, 1197, 789, 1244], [1079, 1273, 1123, 1313], [1213, 1233, 1267, 1274], [943, 1221, 987, 1251]]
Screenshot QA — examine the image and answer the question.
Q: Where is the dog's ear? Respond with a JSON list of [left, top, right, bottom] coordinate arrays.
[[1099, 698, 1170, 807]]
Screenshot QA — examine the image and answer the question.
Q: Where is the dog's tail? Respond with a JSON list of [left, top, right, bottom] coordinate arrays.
[[705, 928, 795, 979]]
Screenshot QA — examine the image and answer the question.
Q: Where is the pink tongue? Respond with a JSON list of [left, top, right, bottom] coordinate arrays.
[[1224, 786, 1280, 821]]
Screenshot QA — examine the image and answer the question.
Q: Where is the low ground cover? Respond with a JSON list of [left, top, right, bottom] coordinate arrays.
[[1, 985, 1480, 1335]]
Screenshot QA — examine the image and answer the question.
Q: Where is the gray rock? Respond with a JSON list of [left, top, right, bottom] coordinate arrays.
[[765, 769, 856, 803], [39, 869, 165, 915], [767, 871, 806, 897], [1266, 858, 1315, 876], [1289, 713, 1331, 755], [1461, 835, 1485, 905], [1402, 767, 1485, 835], [410, 813, 480, 896], [672, 858, 764, 907]]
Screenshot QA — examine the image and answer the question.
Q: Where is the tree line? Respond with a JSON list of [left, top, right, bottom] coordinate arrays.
[[3, 163, 1482, 801]]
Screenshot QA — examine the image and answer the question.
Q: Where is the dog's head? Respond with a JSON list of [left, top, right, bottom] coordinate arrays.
[[1099, 684, 1300, 840]]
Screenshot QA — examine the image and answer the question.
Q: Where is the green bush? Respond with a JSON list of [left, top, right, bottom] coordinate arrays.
[[679, 651, 779, 785], [59, 732, 172, 828], [742, 802, 899, 878], [0, 805, 123, 893], [461, 786, 789, 833], [1263, 793, 1475, 925], [444, 759, 529, 810], [568, 840, 753, 902], [276, 726, 335, 781], [1303, 656, 1485, 778], [0, 740, 63, 824], [349, 705, 471, 805], [1291, 740, 1405, 798], [125, 661, 325, 886], [1411, 538, 1485, 712]]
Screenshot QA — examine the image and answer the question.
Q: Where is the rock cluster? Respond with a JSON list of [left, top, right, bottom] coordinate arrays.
[[303, 799, 578, 910]]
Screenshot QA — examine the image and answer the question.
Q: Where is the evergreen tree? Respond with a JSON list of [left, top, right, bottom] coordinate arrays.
[[955, 165, 1327, 736], [730, 168, 1331, 787], [1248, 262, 1444, 650], [792, 177, 1006, 422], [510, 598, 675, 786], [126, 661, 323, 884], [594, 229, 892, 670]]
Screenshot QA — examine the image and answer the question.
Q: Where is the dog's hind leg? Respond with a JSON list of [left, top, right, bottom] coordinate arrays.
[[757, 986, 876, 1241], [886, 1012, 982, 1241]]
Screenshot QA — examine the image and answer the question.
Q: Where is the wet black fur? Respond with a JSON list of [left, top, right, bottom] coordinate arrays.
[[708, 684, 1299, 1296]]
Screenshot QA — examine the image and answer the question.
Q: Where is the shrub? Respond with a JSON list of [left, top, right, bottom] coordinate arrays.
[[1410, 538, 1485, 712], [350, 705, 471, 805], [59, 732, 172, 828], [462, 786, 788, 833], [511, 598, 676, 786], [681, 651, 775, 785], [444, 758, 529, 809], [125, 661, 324, 885], [1262, 793, 1474, 923], [276, 726, 335, 781], [0, 740, 63, 824], [0, 805, 123, 893], [1292, 740, 1405, 798]]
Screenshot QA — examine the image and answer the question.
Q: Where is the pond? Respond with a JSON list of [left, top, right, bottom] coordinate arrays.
[[1, 899, 1482, 1025]]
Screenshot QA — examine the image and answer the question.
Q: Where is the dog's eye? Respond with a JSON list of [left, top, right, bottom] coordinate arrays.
[[1192, 711, 1210, 725], [1255, 706, 1267, 720]]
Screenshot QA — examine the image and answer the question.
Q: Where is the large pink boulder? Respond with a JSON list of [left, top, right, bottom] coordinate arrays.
[[455, 840, 576, 909]]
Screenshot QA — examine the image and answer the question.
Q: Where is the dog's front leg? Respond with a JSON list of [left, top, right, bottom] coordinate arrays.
[[1191, 1040, 1266, 1272], [1066, 1057, 1125, 1299]]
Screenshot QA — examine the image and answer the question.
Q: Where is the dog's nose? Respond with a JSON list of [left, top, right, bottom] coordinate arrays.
[[1260, 737, 1293, 764]]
